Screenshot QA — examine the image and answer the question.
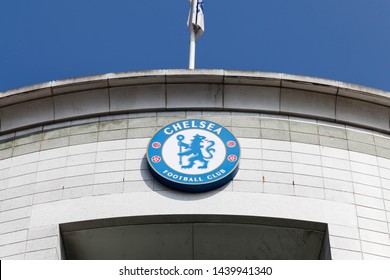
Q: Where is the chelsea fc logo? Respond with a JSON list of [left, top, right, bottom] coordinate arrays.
[[147, 119, 240, 192]]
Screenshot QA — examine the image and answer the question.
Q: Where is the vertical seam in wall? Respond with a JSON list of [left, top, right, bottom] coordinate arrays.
[[51, 82, 56, 125], [107, 76, 112, 115], [346, 146, 364, 259], [124, 118, 131, 190], [286, 118, 295, 196], [279, 76, 283, 115], [376, 154, 390, 247], [164, 74, 168, 110], [89, 128, 99, 196], [121, 118, 127, 193], [61, 140, 69, 202], [388, 108, 390, 132], [222, 73, 225, 111], [23, 224, 29, 259], [334, 87, 340, 123], [317, 120, 326, 200], [25, 153, 40, 259]]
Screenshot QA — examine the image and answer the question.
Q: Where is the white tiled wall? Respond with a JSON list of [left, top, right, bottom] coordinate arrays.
[[1, 114, 390, 260]]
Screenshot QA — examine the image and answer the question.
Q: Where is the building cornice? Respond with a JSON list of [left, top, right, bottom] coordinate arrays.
[[1, 69, 390, 134]]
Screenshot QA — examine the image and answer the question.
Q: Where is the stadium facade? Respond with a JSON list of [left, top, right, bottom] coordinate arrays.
[[0, 69, 390, 260]]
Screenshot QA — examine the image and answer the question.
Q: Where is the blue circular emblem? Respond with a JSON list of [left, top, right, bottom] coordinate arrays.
[[147, 119, 240, 192]]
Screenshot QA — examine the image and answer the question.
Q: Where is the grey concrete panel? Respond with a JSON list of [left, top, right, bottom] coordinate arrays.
[[320, 136, 348, 150], [205, 116, 232, 127], [374, 135, 390, 148], [52, 75, 109, 95], [110, 85, 165, 113], [128, 117, 156, 128], [108, 70, 166, 87], [224, 71, 282, 87], [127, 127, 156, 138], [157, 111, 186, 117], [53, 89, 109, 121], [0, 98, 54, 132], [319, 125, 347, 139], [0, 141, 13, 152], [2, 70, 390, 135], [261, 118, 290, 130], [290, 121, 318, 134], [261, 129, 291, 141], [338, 82, 390, 107], [167, 84, 223, 109], [290, 131, 319, 145], [348, 141, 377, 156], [376, 147, 390, 159], [282, 74, 339, 94], [336, 97, 390, 132], [224, 85, 280, 112], [43, 128, 71, 140], [70, 123, 99, 135], [0, 86, 52, 107], [166, 69, 224, 84], [69, 133, 98, 146], [347, 130, 375, 145], [70, 117, 100, 127], [231, 127, 261, 138], [231, 116, 260, 128], [98, 130, 127, 141], [15, 133, 42, 146], [281, 88, 336, 120], [0, 148, 12, 160], [99, 120, 128, 131], [41, 137, 69, 151]]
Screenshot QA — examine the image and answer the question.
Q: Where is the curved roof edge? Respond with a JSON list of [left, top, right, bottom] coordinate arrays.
[[1, 69, 390, 136], [1, 69, 389, 105]]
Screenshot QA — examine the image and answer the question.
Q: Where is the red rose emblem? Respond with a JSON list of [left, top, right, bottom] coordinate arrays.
[[227, 141, 236, 148], [228, 154, 237, 162], [152, 142, 161, 149], [151, 156, 161, 163]]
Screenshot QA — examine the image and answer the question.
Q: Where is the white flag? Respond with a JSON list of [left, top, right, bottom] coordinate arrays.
[[188, 0, 205, 41]]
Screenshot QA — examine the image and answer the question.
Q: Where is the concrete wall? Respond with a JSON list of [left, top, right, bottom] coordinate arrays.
[[1, 70, 390, 137], [1, 112, 390, 260], [1, 71, 390, 260]]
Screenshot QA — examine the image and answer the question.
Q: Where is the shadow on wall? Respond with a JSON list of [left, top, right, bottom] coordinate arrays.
[[60, 214, 331, 260], [139, 154, 232, 201]]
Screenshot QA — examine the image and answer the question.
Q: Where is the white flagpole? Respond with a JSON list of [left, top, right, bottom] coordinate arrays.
[[189, 0, 197, 69]]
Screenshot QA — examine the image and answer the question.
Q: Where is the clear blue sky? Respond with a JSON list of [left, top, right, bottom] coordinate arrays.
[[1, 0, 389, 92]]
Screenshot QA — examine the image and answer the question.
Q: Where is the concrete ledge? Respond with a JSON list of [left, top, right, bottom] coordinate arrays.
[[224, 85, 280, 112], [110, 84, 166, 113], [0, 98, 54, 132], [336, 97, 390, 131], [281, 88, 336, 120], [54, 89, 110, 120], [30, 192, 357, 229], [167, 84, 223, 109], [1, 70, 390, 134]]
